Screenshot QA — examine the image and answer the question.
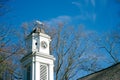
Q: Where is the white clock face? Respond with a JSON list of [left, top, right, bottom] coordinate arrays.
[[41, 41, 47, 49]]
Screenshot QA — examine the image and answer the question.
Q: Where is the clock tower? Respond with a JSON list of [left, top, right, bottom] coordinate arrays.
[[21, 21, 55, 80]]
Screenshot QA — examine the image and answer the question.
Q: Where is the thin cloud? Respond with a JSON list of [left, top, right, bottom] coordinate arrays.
[[92, 13, 96, 22], [44, 16, 71, 27], [73, 13, 96, 22], [72, 0, 97, 22], [72, 1, 81, 8], [90, 0, 95, 7]]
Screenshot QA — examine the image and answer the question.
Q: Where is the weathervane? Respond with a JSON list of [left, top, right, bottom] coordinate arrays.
[[32, 20, 45, 33], [35, 20, 44, 28]]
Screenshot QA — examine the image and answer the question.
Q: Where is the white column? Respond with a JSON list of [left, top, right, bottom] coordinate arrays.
[[32, 61, 35, 80], [49, 64, 54, 80], [34, 61, 40, 80]]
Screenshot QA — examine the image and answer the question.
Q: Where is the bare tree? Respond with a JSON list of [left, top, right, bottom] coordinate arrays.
[[98, 29, 120, 64], [20, 21, 101, 80], [0, 0, 23, 79], [0, 1, 13, 78], [0, 0, 10, 16], [46, 24, 100, 80], [0, 26, 25, 79]]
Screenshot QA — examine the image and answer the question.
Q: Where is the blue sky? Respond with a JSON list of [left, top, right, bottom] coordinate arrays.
[[2, 0, 119, 33], [1, 0, 119, 79]]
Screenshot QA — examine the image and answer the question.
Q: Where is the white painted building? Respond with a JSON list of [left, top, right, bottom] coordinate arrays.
[[21, 21, 55, 80]]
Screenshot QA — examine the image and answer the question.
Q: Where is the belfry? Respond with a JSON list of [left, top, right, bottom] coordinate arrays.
[[21, 21, 55, 80]]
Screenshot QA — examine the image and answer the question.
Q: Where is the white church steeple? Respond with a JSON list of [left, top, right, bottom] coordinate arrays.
[[21, 21, 55, 80]]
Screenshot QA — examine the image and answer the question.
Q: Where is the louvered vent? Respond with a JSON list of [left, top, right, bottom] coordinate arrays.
[[40, 64, 48, 80]]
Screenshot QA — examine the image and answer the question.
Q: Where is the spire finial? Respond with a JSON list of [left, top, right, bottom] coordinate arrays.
[[35, 20, 44, 27], [32, 20, 45, 33]]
